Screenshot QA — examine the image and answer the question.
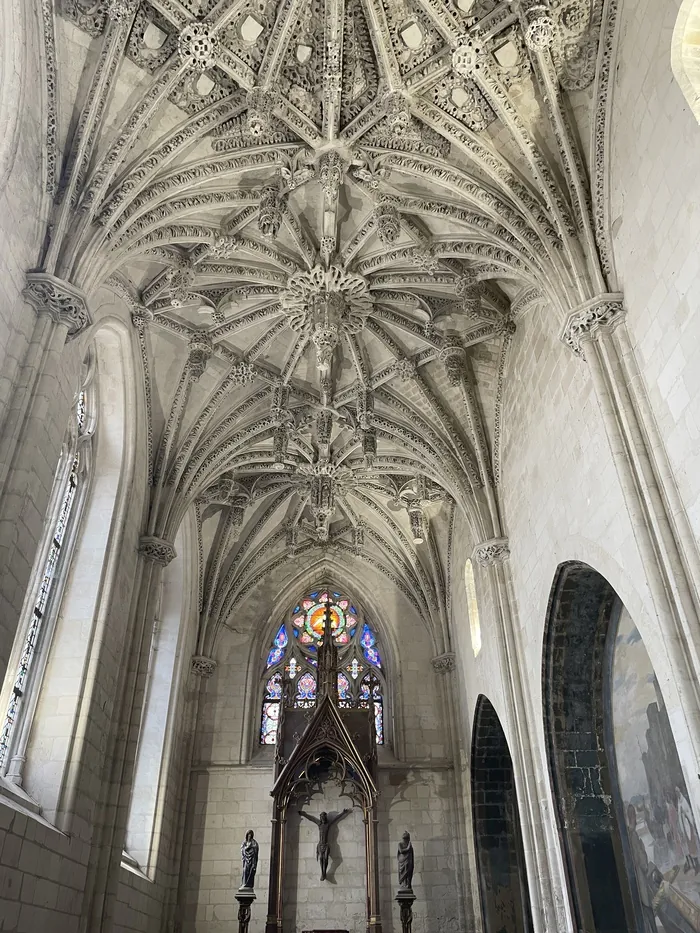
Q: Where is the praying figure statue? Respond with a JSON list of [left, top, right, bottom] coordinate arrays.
[[240, 829, 259, 889], [298, 808, 352, 880], [397, 831, 414, 891]]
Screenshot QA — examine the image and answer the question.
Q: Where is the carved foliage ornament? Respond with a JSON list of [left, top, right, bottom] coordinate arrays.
[[23, 273, 92, 337], [178, 23, 220, 73], [188, 331, 214, 380], [472, 537, 510, 566], [561, 293, 625, 357], [281, 265, 373, 334], [431, 652, 456, 674], [191, 655, 217, 677], [139, 535, 177, 565]]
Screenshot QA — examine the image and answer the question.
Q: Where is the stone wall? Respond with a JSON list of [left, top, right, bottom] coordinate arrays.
[[610, 0, 700, 545]]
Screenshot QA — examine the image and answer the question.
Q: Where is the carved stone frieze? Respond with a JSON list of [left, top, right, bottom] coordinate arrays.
[[561, 293, 625, 357], [23, 273, 92, 337], [139, 535, 177, 565], [472, 537, 510, 566]]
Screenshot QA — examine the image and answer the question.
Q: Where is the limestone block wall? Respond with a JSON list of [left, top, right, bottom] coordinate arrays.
[[609, 0, 700, 545], [184, 763, 463, 933], [284, 785, 365, 933]]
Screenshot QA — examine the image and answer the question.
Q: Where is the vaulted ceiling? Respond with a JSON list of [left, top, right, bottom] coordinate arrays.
[[43, 0, 608, 652]]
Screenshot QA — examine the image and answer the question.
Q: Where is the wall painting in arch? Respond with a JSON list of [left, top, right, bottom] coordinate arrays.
[[609, 606, 700, 932]]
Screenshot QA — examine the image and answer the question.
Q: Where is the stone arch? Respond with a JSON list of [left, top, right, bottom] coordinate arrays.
[[673, 0, 700, 124], [542, 561, 636, 933], [23, 317, 144, 826], [471, 695, 533, 933]]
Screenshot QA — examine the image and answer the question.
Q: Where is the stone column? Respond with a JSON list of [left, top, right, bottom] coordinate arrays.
[[81, 535, 176, 933], [431, 652, 477, 931], [0, 273, 91, 675], [472, 538, 564, 933], [562, 294, 700, 817], [167, 655, 217, 933]]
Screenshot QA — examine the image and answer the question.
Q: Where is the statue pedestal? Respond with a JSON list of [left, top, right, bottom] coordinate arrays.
[[395, 890, 415, 933], [235, 887, 256, 933]]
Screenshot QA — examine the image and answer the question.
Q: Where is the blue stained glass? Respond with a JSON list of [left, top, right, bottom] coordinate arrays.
[[265, 673, 283, 699], [333, 592, 341, 598], [308, 657, 317, 667], [360, 624, 375, 649], [350, 605, 357, 614], [309, 591, 319, 599], [293, 605, 300, 613], [364, 645, 381, 668], [338, 672, 351, 700], [266, 645, 285, 668], [307, 644, 317, 653], [349, 627, 356, 638], [295, 672, 316, 708], [274, 624, 288, 649], [374, 702, 384, 744]]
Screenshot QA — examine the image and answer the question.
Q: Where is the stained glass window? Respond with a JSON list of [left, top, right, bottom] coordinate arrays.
[[0, 390, 89, 771], [295, 672, 317, 708], [259, 588, 386, 745], [360, 674, 384, 745], [260, 673, 283, 745]]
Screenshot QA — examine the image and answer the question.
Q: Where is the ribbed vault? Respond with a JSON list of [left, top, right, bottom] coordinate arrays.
[[42, 0, 610, 651]]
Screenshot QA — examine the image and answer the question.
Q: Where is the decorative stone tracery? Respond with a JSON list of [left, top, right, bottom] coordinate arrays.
[[23, 273, 92, 337]]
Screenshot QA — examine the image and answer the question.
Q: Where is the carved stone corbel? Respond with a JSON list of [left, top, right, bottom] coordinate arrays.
[[23, 273, 92, 338], [431, 652, 456, 674], [138, 535, 177, 566], [191, 655, 217, 677], [560, 293, 625, 357], [472, 537, 510, 567]]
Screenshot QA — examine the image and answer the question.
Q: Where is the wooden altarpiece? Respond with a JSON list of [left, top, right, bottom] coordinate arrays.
[[264, 606, 381, 933]]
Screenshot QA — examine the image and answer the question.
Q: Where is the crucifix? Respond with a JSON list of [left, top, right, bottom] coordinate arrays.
[[298, 808, 352, 880]]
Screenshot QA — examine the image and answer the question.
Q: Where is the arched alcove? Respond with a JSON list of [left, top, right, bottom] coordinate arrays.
[[543, 562, 635, 932], [673, 0, 700, 124], [471, 696, 533, 933]]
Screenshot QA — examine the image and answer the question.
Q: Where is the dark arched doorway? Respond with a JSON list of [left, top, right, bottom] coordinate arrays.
[[471, 695, 533, 933], [543, 562, 636, 933]]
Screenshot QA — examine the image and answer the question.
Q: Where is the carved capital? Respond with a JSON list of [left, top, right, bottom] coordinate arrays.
[[472, 537, 510, 566], [561, 293, 625, 357], [24, 273, 92, 337], [431, 652, 456, 674], [191, 655, 217, 677], [138, 535, 177, 565]]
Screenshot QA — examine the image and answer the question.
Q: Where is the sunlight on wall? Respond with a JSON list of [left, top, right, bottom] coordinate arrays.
[[465, 559, 481, 657]]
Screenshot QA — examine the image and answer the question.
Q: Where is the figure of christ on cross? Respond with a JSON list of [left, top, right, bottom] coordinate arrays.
[[298, 808, 352, 880]]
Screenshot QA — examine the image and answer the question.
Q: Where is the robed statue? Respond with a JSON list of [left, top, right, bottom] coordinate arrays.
[[241, 829, 259, 889], [299, 808, 352, 880], [397, 831, 414, 891]]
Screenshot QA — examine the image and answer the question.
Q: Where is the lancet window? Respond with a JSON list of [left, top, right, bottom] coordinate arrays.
[[0, 385, 92, 773], [259, 589, 385, 745]]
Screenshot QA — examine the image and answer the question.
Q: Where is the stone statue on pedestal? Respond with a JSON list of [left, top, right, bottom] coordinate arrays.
[[397, 831, 414, 891], [299, 808, 352, 880], [241, 829, 259, 889]]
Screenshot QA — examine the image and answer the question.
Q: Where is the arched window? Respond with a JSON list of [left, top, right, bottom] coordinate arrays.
[[0, 376, 93, 778], [259, 589, 386, 745], [465, 559, 481, 657], [673, 0, 700, 124]]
